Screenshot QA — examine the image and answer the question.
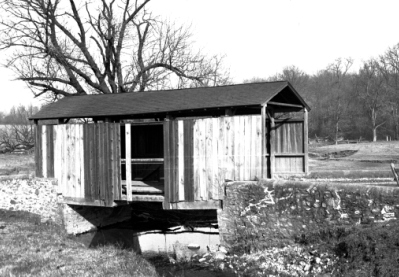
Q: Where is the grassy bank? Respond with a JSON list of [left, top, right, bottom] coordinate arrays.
[[0, 209, 159, 277]]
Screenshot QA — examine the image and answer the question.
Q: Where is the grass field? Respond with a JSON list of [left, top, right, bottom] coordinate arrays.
[[309, 141, 399, 172], [0, 210, 160, 277], [0, 153, 34, 176]]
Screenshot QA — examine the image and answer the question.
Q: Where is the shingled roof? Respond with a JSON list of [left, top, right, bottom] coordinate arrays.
[[31, 81, 309, 120]]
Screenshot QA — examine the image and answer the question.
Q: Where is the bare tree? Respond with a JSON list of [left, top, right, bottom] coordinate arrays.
[[0, 105, 38, 153], [267, 65, 309, 93], [379, 43, 399, 140], [0, 0, 229, 101], [355, 59, 389, 142], [325, 58, 354, 144]]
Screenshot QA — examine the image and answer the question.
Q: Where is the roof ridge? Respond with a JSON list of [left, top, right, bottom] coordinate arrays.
[[62, 81, 289, 97]]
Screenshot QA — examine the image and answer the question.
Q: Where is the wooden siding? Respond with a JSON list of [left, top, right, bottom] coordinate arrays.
[[164, 115, 262, 206], [35, 125, 54, 178], [273, 120, 305, 174], [35, 123, 121, 206]]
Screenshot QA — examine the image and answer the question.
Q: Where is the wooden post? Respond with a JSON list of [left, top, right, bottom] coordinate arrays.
[[125, 123, 132, 201], [269, 109, 275, 179], [261, 105, 267, 179], [303, 108, 309, 174]]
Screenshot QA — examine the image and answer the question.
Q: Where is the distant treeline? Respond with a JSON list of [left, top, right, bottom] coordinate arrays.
[[0, 105, 40, 125], [246, 43, 399, 142]]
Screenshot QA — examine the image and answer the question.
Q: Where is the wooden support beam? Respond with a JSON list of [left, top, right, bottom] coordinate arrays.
[[125, 123, 132, 201], [120, 194, 165, 202], [304, 108, 309, 174], [121, 158, 164, 164], [267, 101, 304, 109], [168, 200, 221, 210], [63, 197, 127, 207], [261, 105, 267, 179]]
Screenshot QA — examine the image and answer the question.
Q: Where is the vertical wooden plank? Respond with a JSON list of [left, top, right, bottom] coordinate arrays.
[[41, 125, 47, 178], [105, 123, 113, 206], [74, 125, 81, 198], [217, 117, 225, 184], [65, 124, 72, 197], [53, 126, 59, 190], [178, 120, 185, 201], [270, 110, 276, 178], [199, 119, 206, 200], [169, 120, 177, 203], [125, 123, 132, 201], [89, 124, 94, 200], [63, 125, 68, 196], [298, 122, 304, 153], [255, 116, 262, 179], [293, 123, 298, 153], [60, 125, 66, 195], [97, 124, 104, 201], [46, 125, 54, 178], [83, 125, 91, 200], [104, 124, 109, 204], [171, 120, 176, 203], [110, 124, 116, 201], [93, 124, 99, 200], [115, 124, 122, 200], [174, 120, 179, 202], [71, 124, 78, 197], [243, 116, 251, 180], [204, 118, 212, 199], [184, 120, 195, 202], [225, 116, 234, 181], [249, 116, 255, 180], [35, 125, 41, 178], [163, 120, 171, 209], [304, 109, 309, 174], [193, 119, 200, 200], [261, 105, 267, 179], [79, 125, 85, 199], [211, 118, 219, 199], [242, 116, 249, 180]]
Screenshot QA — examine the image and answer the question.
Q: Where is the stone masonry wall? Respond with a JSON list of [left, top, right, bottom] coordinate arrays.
[[0, 178, 62, 224], [218, 180, 399, 253], [0, 178, 132, 234]]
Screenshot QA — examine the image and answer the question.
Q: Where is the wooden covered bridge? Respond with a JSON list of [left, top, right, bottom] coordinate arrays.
[[31, 81, 310, 209]]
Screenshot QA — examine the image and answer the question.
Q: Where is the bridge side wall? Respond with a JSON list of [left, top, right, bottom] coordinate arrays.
[[218, 180, 399, 253]]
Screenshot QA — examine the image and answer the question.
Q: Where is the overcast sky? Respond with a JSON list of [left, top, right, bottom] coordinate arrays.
[[1, 0, 399, 113]]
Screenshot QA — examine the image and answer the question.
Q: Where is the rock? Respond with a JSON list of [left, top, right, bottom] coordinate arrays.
[[315, 257, 321, 264], [214, 251, 226, 260], [218, 245, 228, 254], [219, 262, 225, 270], [168, 257, 176, 264], [199, 258, 207, 263], [10, 200, 17, 205]]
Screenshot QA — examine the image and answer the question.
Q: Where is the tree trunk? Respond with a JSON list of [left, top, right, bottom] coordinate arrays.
[[335, 121, 339, 145], [371, 108, 377, 142]]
